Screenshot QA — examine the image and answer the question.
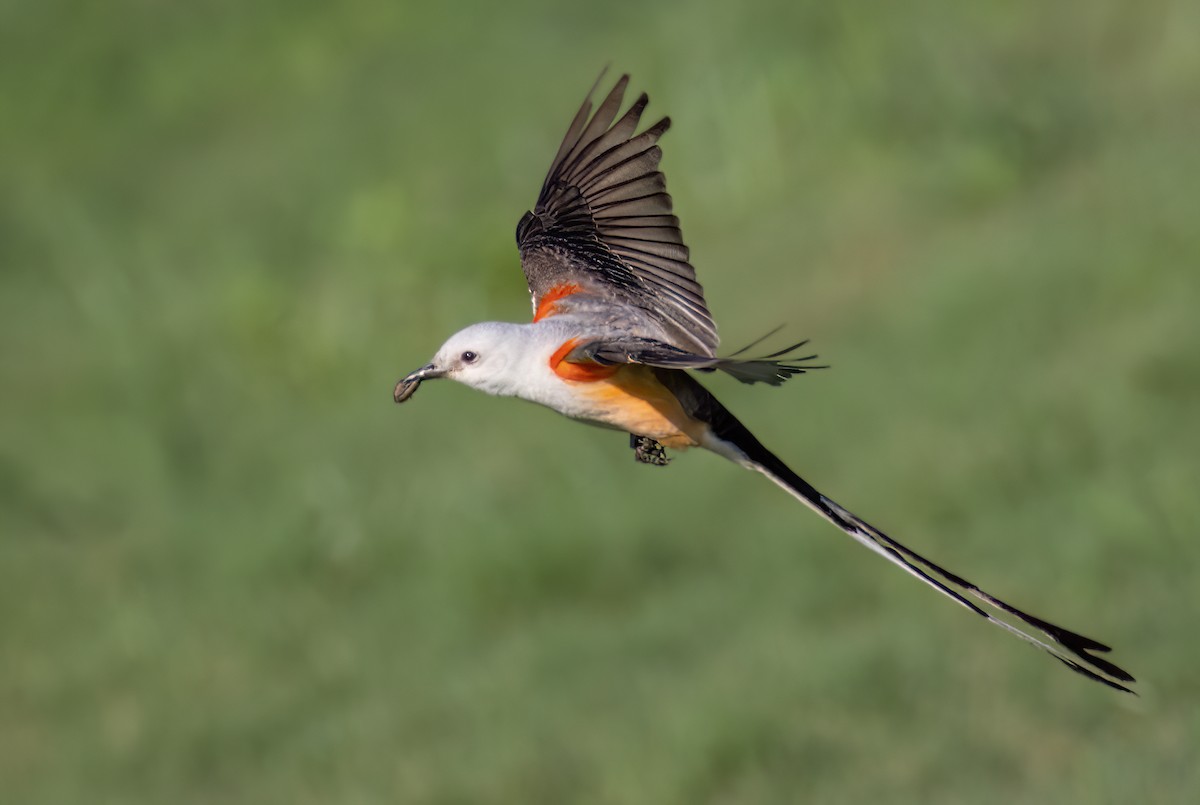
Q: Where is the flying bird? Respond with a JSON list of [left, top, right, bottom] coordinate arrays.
[[394, 73, 1134, 693]]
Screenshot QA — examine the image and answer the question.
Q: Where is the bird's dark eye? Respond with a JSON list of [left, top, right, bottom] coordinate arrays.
[[461, 351, 478, 364]]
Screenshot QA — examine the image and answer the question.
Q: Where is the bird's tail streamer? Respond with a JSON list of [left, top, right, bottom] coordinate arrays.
[[664, 370, 1136, 692]]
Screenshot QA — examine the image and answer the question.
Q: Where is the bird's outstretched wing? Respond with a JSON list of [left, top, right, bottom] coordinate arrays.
[[517, 73, 719, 357]]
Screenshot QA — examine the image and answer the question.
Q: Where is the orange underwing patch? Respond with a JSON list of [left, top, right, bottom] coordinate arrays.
[[549, 338, 618, 382], [533, 283, 582, 322]]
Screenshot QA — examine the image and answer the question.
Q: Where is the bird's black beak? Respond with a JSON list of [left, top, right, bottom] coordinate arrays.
[[393, 363, 445, 403]]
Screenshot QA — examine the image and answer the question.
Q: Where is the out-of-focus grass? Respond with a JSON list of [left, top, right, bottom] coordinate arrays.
[[2, 1, 1198, 802]]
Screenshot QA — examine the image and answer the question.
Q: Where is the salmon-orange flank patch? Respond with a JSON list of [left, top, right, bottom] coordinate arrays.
[[533, 283, 582, 322], [549, 338, 618, 382], [575, 364, 709, 449]]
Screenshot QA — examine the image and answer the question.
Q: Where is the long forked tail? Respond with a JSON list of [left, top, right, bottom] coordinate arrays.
[[659, 370, 1137, 693]]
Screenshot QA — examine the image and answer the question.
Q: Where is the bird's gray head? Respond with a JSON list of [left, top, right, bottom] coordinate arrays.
[[393, 321, 529, 403]]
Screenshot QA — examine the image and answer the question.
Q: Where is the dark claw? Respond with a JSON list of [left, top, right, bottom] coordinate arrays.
[[630, 434, 670, 466]]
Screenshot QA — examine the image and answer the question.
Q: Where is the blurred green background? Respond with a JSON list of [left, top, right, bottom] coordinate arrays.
[[3, 0, 1198, 802]]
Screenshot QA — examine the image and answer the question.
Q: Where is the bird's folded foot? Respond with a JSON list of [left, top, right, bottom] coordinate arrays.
[[630, 434, 670, 466]]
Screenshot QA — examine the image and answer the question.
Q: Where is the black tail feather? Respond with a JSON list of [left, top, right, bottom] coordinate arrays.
[[656, 369, 1136, 693]]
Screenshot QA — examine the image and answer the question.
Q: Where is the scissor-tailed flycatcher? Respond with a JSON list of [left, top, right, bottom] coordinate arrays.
[[395, 74, 1134, 692]]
